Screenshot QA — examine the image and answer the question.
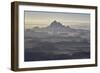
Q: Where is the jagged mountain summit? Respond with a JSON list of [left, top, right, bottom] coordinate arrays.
[[48, 20, 65, 28], [32, 20, 73, 33]]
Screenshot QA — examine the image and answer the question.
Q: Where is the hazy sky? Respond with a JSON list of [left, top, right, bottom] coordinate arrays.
[[24, 11, 90, 29]]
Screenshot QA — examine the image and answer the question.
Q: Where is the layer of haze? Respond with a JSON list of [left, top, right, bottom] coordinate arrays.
[[25, 11, 90, 29]]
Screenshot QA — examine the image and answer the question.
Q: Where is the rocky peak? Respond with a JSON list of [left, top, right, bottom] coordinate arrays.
[[48, 20, 65, 28]]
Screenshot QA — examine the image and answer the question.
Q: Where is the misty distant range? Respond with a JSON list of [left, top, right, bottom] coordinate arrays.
[[24, 20, 90, 61]]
